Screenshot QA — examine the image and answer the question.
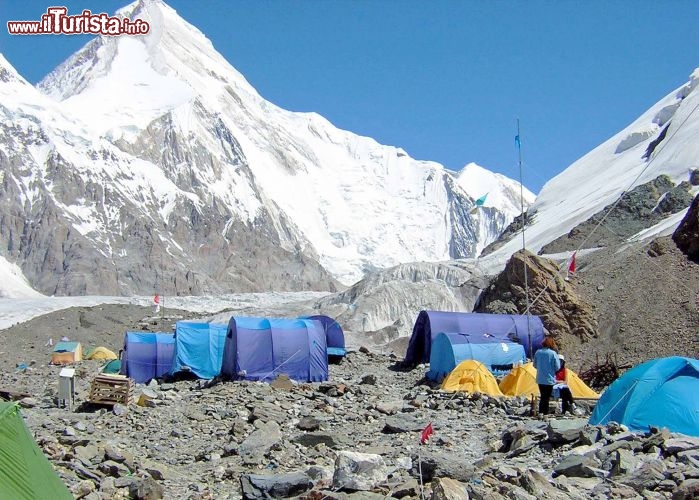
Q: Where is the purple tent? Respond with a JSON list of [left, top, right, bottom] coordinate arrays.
[[403, 311, 544, 367], [221, 316, 328, 382], [120, 332, 175, 384], [302, 315, 346, 358]]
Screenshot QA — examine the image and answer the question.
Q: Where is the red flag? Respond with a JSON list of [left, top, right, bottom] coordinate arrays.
[[153, 294, 160, 305], [420, 422, 433, 444], [568, 252, 577, 274]]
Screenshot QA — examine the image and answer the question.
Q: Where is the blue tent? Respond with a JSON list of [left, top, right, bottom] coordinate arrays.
[[171, 322, 228, 379], [302, 315, 346, 358], [589, 357, 699, 436], [120, 332, 175, 384], [221, 316, 328, 383], [404, 311, 544, 366], [427, 332, 527, 381]]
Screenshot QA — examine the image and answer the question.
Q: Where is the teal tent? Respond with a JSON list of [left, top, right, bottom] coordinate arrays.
[[171, 321, 228, 379], [0, 402, 72, 499], [427, 332, 527, 381], [589, 356, 699, 436]]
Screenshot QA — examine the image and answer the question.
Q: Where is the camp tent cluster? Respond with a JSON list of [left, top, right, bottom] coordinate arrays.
[[404, 311, 545, 367], [119, 314, 345, 384], [402, 310, 599, 402]]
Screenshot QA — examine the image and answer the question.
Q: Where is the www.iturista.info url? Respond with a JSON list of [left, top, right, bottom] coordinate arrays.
[[7, 7, 150, 36]]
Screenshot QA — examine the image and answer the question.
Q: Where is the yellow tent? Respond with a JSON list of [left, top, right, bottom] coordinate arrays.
[[499, 362, 599, 399], [441, 359, 504, 397], [85, 347, 118, 361]]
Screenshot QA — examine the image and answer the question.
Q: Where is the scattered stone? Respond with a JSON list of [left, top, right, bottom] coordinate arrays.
[[332, 451, 388, 491], [18, 397, 39, 408], [673, 478, 699, 500], [239, 421, 282, 465], [74, 444, 100, 463], [546, 419, 588, 445], [297, 416, 321, 431], [360, 374, 377, 385], [291, 432, 342, 449], [620, 460, 667, 493], [128, 477, 164, 500], [112, 404, 128, 416], [375, 400, 403, 415], [71, 479, 96, 499], [270, 374, 294, 390], [553, 454, 603, 478], [664, 437, 699, 455], [382, 414, 425, 433], [240, 472, 313, 499], [430, 477, 469, 500], [411, 452, 476, 483]]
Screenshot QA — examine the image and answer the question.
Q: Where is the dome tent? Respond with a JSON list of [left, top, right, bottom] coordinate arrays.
[[589, 356, 699, 436], [427, 332, 526, 381], [441, 359, 504, 397], [404, 311, 544, 366], [0, 402, 72, 499], [499, 362, 599, 399]]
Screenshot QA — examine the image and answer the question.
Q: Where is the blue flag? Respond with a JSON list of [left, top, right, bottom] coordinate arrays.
[[515, 134, 521, 148], [475, 193, 488, 206]]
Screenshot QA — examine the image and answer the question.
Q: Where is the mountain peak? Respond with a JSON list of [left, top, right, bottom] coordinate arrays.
[[38, 0, 257, 108]]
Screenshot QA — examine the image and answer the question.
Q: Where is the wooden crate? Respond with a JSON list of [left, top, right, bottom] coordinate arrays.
[[89, 374, 134, 406]]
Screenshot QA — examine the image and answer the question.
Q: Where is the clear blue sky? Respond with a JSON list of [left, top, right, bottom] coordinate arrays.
[[1, 1, 697, 193]]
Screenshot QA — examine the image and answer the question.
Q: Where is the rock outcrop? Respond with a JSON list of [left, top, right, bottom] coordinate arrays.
[[474, 250, 597, 346], [673, 193, 699, 262]]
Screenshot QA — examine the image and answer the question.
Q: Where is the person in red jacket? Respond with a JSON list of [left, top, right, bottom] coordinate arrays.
[[554, 355, 575, 414]]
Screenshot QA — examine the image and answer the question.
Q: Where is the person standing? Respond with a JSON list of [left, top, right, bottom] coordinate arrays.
[[533, 337, 561, 415]]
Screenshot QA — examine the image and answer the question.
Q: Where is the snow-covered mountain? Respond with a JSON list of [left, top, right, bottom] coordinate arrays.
[[483, 67, 699, 268], [456, 162, 536, 256], [0, 0, 528, 297]]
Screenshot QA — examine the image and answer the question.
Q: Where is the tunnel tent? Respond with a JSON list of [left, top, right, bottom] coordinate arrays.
[[301, 314, 346, 359], [427, 332, 527, 381], [221, 316, 328, 383], [589, 356, 699, 436], [171, 322, 228, 380], [119, 332, 175, 384], [404, 311, 545, 366]]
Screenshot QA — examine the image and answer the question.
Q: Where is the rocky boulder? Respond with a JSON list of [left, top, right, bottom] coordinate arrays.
[[672, 193, 699, 262], [475, 249, 598, 343]]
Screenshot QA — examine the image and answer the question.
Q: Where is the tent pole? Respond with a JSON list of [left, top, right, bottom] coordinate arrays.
[[516, 118, 532, 359]]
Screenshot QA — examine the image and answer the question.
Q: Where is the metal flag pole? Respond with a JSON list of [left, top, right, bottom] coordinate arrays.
[[516, 119, 532, 359]]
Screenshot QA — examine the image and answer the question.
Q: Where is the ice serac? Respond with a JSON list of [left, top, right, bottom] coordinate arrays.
[[1, 0, 526, 296]]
